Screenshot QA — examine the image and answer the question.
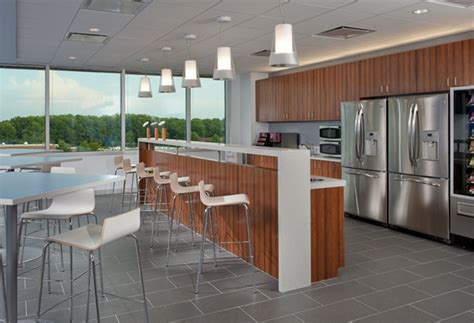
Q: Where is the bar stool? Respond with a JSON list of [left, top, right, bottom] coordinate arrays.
[[166, 173, 214, 266], [19, 167, 104, 296], [36, 208, 149, 323], [150, 168, 190, 248], [120, 159, 137, 211], [195, 181, 256, 294]]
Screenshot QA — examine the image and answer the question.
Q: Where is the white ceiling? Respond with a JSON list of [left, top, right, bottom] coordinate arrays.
[[14, 0, 474, 75]]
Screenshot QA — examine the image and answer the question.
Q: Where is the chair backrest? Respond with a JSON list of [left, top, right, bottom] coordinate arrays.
[[198, 180, 212, 207], [122, 159, 133, 172], [153, 166, 166, 185], [113, 156, 124, 168], [169, 172, 183, 194], [49, 188, 96, 213], [51, 166, 76, 174], [100, 208, 140, 245], [136, 162, 148, 178]]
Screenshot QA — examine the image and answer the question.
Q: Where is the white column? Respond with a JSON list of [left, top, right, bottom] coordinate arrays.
[[45, 65, 50, 150], [186, 87, 191, 142], [120, 69, 126, 150]]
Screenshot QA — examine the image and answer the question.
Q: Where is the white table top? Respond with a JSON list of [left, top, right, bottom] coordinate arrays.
[[0, 156, 81, 169], [0, 149, 61, 156], [310, 175, 346, 190], [139, 138, 302, 157], [0, 172, 124, 205]]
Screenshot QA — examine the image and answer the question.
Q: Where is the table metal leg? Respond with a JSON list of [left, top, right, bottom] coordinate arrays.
[[5, 205, 18, 323]]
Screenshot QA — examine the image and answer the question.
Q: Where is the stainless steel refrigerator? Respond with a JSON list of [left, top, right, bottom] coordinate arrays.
[[341, 99, 387, 223], [388, 94, 450, 240]]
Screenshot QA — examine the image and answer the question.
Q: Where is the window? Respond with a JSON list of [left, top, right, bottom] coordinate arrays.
[[0, 67, 45, 146], [125, 74, 186, 149], [191, 78, 225, 143], [50, 70, 121, 152]]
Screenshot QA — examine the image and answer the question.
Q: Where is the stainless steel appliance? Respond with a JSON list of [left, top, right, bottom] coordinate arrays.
[[320, 126, 341, 141], [320, 141, 341, 157], [388, 93, 450, 240], [341, 99, 387, 223], [450, 86, 474, 239], [255, 132, 299, 148]]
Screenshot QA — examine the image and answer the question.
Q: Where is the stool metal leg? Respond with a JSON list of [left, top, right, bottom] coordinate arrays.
[[90, 252, 101, 323], [166, 195, 177, 266], [37, 242, 52, 319], [69, 232, 74, 322], [91, 215, 105, 297], [58, 220, 65, 272], [130, 234, 149, 323], [150, 185, 162, 248], [121, 173, 128, 211], [174, 195, 183, 252], [243, 204, 256, 293], [187, 194, 195, 246], [129, 173, 136, 211], [85, 252, 92, 323], [109, 168, 119, 214], [195, 207, 210, 294], [46, 220, 51, 294], [208, 211, 218, 267]]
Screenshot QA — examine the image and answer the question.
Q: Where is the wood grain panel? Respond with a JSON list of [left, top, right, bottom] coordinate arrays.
[[311, 187, 344, 282], [311, 159, 342, 179], [246, 154, 278, 170]]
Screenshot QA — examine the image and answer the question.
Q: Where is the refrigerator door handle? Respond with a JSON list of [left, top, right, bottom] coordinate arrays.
[[355, 106, 361, 161], [345, 170, 379, 178], [407, 103, 415, 165], [413, 104, 420, 165], [360, 108, 365, 160], [393, 176, 441, 187]]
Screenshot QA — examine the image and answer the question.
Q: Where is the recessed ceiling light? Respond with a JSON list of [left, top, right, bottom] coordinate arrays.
[[88, 27, 100, 32], [68, 56, 76, 60], [412, 8, 429, 14]]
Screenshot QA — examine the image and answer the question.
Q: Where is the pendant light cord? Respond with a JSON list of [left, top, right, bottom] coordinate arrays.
[[186, 39, 191, 59], [218, 23, 222, 46], [279, 0, 287, 24]]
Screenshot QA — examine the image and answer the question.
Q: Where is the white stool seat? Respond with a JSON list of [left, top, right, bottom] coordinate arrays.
[[202, 193, 249, 207], [49, 224, 102, 251], [21, 189, 95, 220], [156, 175, 190, 186]]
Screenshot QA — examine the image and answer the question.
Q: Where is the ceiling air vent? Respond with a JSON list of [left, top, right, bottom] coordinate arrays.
[[66, 32, 108, 43], [427, 0, 474, 8], [314, 26, 375, 40], [81, 0, 151, 15], [251, 49, 271, 57]]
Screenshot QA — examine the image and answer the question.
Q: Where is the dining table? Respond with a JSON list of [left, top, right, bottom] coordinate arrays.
[[0, 149, 61, 157], [0, 172, 124, 322], [0, 156, 81, 171]]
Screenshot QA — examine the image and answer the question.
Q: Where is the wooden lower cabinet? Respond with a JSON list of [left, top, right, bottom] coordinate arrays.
[[311, 159, 342, 179], [311, 187, 345, 282]]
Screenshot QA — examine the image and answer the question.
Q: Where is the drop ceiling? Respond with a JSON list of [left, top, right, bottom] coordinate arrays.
[[12, 0, 474, 75]]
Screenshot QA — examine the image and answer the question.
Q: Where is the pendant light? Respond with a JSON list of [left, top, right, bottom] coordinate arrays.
[[138, 58, 152, 98], [269, 0, 299, 67], [159, 47, 176, 93], [182, 34, 201, 88], [213, 16, 235, 80]]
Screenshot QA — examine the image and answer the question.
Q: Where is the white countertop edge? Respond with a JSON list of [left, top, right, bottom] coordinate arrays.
[[0, 175, 125, 206], [0, 157, 83, 169], [310, 176, 346, 190]]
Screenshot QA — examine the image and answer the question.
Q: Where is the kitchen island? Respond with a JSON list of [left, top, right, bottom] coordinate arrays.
[[138, 138, 345, 292]]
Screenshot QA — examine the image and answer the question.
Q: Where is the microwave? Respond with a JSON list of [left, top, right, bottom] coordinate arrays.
[[320, 141, 341, 157], [319, 126, 341, 141]]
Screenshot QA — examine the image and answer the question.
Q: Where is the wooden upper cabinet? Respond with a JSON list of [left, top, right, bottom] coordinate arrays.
[[341, 61, 360, 102], [256, 78, 276, 122], [359, 56, 385, 98], [452, 39, 473, 87]]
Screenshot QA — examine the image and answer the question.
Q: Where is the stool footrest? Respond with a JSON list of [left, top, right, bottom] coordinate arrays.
[[102, 291, 146, 304], [39, 289, 88, 317]]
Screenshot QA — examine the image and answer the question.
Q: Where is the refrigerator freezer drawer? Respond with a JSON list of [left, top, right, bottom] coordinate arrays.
[[343, 168, 387, 223], [451, 196, 474, 239], [389, 174, 449, 239]]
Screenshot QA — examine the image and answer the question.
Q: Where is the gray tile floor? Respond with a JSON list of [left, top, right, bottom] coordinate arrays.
[[5, 195, 474, 322]]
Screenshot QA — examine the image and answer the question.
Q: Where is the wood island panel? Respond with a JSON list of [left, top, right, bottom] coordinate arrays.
[[140, 143, 344, 282]]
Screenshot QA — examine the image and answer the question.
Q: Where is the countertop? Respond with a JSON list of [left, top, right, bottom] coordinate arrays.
[[310, 175, 345, 190], [139, 138, 306, 157]]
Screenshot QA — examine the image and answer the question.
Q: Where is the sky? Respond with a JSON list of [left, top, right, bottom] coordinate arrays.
[[0, 68, 225, 121]]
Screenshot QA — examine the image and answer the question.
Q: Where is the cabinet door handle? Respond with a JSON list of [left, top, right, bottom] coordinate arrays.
[[454, 76, 457, 86], [446, 77, 450, 87], [386, 84, 389, 93], [380, 85, 384, 93]]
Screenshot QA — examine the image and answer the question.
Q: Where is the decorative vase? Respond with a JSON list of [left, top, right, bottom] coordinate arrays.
[[146, 127, 151, 140], [162, 128, 167, 141], [154, 128, 159, 140]]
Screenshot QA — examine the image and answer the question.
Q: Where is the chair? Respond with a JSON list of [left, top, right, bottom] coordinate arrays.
[[166, 173, 214, 266], [19, 167, 103, 296], [150, 168, 190, 248], [195, 181, 256, 294], [36, 208, 149, 323]]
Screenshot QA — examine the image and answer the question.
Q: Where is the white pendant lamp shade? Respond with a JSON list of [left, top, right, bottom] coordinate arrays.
[[182, 59, 201, 88], [213, 46, 235, 80], [138, 75, 152, 98], [159, 68, 176, 93], [269, 23, 299, 67]]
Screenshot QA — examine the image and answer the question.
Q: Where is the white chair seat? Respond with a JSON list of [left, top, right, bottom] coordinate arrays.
[[125, 167, 137, 174], [157, 176, 190, 186], [204, 193, 249, 207], [173, 183, 214, 195], [49, 224, 102, 251]]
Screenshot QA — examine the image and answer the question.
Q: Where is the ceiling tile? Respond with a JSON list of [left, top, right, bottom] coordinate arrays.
[[212, 0, 281, 15], [259, 2, 334, 23], [51, 40, 103, 67], [342, 0, 422, 14], [69, 9, 134, 37]]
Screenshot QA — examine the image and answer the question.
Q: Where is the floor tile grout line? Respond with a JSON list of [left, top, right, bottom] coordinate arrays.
[[437, 308, 474, 322]]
